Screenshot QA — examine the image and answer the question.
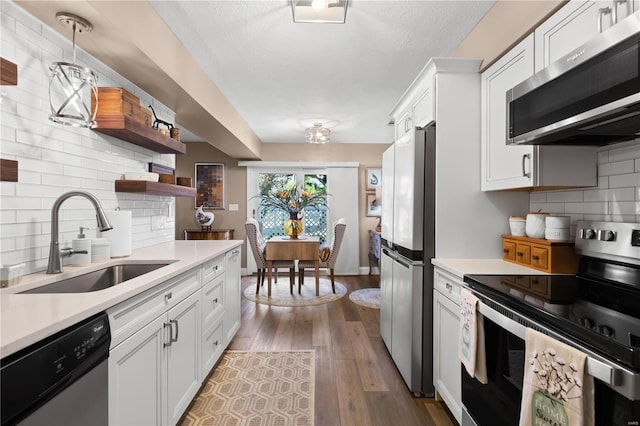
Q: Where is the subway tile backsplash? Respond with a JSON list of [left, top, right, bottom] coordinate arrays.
[[530, 140, 640, 231], [1, 2, 176, 275]]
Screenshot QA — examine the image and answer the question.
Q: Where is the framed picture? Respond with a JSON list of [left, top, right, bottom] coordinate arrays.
[[366, 192, 382, 217], [195, 163, 225, 209], [366, 168, 382, 190]]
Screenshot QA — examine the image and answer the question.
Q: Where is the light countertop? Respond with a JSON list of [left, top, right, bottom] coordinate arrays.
[[0, 240, 243, 358], [431, 258, 549, 278]]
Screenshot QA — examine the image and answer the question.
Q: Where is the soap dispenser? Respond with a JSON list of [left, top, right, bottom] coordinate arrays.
[[71, 227, 92, 266]]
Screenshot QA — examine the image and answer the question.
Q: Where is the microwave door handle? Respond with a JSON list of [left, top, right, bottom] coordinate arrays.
[[597, 6, 612, 33], [477, 301, 619, 387]]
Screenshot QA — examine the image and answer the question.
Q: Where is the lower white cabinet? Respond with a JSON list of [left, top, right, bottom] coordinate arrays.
[[433, 267, 463, 424], [224, 248, 241, 345], [109, 289, 201, 426], [107, 246, 242, 425]]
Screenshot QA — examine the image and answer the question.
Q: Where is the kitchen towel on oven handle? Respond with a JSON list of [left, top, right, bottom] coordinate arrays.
[[459, 288, 487, 384], [518, 328, 594, 426]]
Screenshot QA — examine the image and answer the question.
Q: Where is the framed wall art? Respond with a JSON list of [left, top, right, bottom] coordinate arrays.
[[366, 192, 382, 217], [195, 163, 225, 209], [366, 168, 382, 190]]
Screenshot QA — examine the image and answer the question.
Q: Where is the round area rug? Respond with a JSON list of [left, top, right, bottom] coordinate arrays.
[[244, 277, 347, 307], [349, 288, 381, 309]]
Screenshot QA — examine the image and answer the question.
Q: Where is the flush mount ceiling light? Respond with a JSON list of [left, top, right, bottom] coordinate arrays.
[[49, 12, 98, 128], [305, 122, 331, 144], [291, 0, 348, 24]]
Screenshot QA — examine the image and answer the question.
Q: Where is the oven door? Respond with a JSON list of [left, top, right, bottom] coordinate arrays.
[[461, 294, 640, 426]]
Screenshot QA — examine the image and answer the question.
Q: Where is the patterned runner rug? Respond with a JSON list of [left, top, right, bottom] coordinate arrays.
[[348, 288, 381, 309], [180, 351, 315, 426]]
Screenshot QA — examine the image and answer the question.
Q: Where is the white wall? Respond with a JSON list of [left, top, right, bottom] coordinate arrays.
[[0, 2, 177, 275], [530, 140, 640, 233]]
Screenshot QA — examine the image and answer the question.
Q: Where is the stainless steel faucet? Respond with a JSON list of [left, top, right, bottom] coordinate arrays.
[[47, 191, 113, 274]]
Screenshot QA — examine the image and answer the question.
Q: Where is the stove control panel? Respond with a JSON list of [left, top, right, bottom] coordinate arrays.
[[575, 221, 640, 266]]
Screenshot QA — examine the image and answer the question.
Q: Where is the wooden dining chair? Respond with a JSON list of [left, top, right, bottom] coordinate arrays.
[[298, 218, 346, 294], [245, 218, 295, 294]]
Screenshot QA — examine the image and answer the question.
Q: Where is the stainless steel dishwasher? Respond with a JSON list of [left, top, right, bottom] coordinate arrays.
[[1, 312, 110, 426]]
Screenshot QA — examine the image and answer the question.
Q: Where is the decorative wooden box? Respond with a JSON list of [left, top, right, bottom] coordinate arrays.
[[92, 87, 152, 127], [502, 235, 579, 274]]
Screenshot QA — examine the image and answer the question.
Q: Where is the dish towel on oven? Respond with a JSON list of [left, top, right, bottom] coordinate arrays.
[[459, 288, 487, 384], [519, 328, 594, 426]]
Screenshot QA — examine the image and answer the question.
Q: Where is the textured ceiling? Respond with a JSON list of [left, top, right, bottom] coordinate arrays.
[[151, 0, 495, 144]]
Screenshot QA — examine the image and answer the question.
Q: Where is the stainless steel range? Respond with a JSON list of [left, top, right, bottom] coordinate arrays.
[[462, 220, 640, 426]]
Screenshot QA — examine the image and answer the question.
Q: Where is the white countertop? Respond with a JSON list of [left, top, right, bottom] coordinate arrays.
[[431, 258, 550, 278], [0, 240, 243, 358]]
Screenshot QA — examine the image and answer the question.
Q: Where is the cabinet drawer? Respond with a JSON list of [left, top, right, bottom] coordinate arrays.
[[202, 255, 225, 284], [201, 319, 224, 379], [515, 243, 531, 265], [108, 269, 200, 348], [531, 246, 549, 270], [503, 240, 516, 261], [434, 268, 462, 305], [202, 275, 224, 329]]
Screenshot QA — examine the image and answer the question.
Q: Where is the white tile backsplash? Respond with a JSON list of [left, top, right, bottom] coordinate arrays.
[[0, 1, 177, 275], [531, 140, 640, 228]]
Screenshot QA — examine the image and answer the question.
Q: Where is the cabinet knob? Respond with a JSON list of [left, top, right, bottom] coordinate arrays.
[[532, 255, 539, 261], [213, 340, 219, 347], [517, 252, 524, 257], [213, 298, 219, 304], [503, 248, 509, 254], [165, 292, 173, 301], [445, 283, 452, 291]]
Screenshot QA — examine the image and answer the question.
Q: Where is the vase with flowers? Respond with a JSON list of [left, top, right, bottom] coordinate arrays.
[[256, 181, 327, 239]]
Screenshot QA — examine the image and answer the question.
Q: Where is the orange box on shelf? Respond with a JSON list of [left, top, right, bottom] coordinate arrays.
[[93, 87, 152, 127]]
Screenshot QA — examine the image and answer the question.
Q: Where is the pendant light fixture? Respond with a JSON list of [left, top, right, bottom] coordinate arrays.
[[48, 12, 99, 128], [305, 122, 331, 144], [291, 0, 348, 23]]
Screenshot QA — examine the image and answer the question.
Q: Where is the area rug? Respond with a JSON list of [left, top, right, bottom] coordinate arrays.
[[243, 277, 347, 307], [180, 351, 315, 426], [348, 288, 381, 309]]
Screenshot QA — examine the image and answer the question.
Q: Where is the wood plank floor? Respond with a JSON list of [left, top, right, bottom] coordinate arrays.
[[228, 274, 457, 426]]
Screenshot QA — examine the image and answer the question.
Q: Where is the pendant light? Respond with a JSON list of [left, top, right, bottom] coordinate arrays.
[[305, 122, 331, 144], [48, 12, 99, 128]]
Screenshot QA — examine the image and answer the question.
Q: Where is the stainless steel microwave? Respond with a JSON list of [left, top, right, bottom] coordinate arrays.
[[506, 12, 640, 146]]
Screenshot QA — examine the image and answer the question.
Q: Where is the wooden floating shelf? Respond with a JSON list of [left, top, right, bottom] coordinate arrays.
[[1, 58, 18, 86], [115, 180, 196, 197], [94, 114, 186, 154], [0, 158, 18, 182]]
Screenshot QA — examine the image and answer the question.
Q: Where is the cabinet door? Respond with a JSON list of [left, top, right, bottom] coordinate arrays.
[[166, 291, 201, 426], [224, 247, 242, 345], [381, 146, 395, 243], [109, 315, 165, 426], [412, 87, 434, 128], [535, 0, 617, 72], [481, 34, 535, 191], [516, 242, 532, 265], [394, 108, 412, 140], [433, 289, 462, 424], [380, 250, 393, 350]]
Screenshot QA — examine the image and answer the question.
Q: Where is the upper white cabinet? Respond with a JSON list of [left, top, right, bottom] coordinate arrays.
[[535, 0, 639, 72], [391, 66, 435, 139], [481, 33, 598, 191]]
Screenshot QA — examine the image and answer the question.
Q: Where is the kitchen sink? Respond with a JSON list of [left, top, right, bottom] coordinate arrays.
[[20, 263, 172, 294]]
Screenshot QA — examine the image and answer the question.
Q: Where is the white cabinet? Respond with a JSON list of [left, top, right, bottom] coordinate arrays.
[[433, 267, 463, 424], [535, 0, 639, 72], [224, 248, 241, 345], [166, 291, 201, 425], [108, 245, 243, 425], [481, 34, 597, 191], [108, 271, 201, 426]]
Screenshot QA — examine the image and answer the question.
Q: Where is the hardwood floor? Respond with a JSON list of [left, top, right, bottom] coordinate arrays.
[[228, 274, 457, 426]]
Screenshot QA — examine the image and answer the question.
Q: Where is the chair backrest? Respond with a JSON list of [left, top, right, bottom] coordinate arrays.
[[245, 218, 267, 269], [325, 218, 346, 268]]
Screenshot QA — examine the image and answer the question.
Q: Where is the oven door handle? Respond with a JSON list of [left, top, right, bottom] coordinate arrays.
[[477, 301, 619, 387]]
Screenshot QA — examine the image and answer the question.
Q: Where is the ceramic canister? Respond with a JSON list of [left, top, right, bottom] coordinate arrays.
[[525, 213, 548, 239]]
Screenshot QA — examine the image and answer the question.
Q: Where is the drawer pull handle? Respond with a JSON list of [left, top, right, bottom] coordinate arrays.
[[532, 255, 539, 261], [165, 292, 173, 300], [163, 322, 173, 347], [445, 283, 452, 291], [517, 252, 524, 257], [170, 319, 179, 343], [213, 340, 219, 347], [503, 248, 509, 254], [213, 298, 219, 304]]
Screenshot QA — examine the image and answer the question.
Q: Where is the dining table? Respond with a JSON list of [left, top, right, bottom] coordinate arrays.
[[265, 236, 320, 297]]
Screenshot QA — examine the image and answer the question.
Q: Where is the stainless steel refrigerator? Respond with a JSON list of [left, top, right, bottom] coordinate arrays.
[[380, 122, 435, 397]]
